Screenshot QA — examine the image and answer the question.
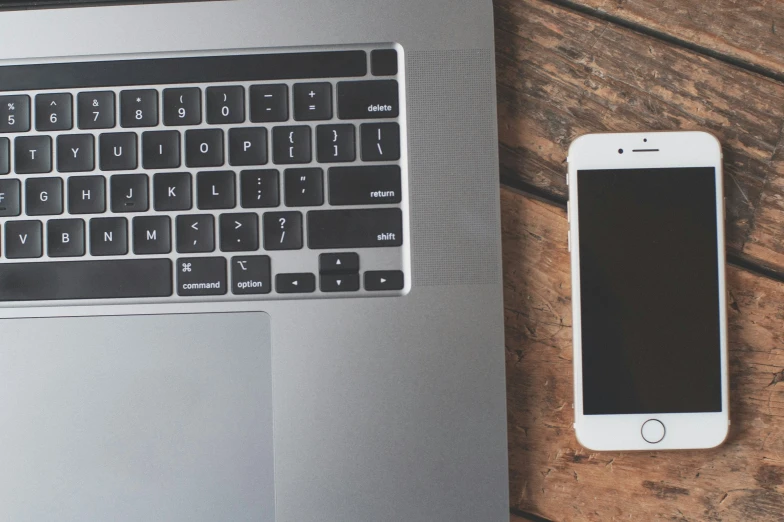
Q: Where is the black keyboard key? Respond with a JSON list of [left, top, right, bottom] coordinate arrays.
[[307, 208, 402, 249], [185, 128, 224, 168], [142, 130, 181, 169], [365, 270, 405, 291], [240, 169, 279, 209], [176, 214, 215, 253], [371, 49, 398, 76], [133, 215, 171, 255], [321, 273, 360, 293], [57, 134, 95, 173], [68, 175, 106, 214], [0, 178, 21, 216], [285, 168, 323, 207], [276, 273, 315, 294], [263, 211, 302, 251], [231, 255, 271, 295], [163, 87, 201, 126], [0, 95, 30, 133], [293, 83, 332, 121], [90, 217, 128, 256], [120, 89, 158, 128], [361, 122, 400, 161], [0, 137, 8, 174], [110, 174, 149, 213], [206, 86, 245, 124], [319, 252, 359, 274], [272, 126, 311, 165], [15, 135, 52, 174], [250, 84, 288, 123], [78, 91, 116, 130], [219, 213, 259, 252], [26, 177, 63, 216], [99, 132, 138, 171], [153, 172, 192, 211], [337, 80, 399, 120], [177, 257, 227, 296], [0, 259, 172, 301], [229, 127, 267, 166], [35, 93, 73, 131], [47, 218, 85, 258], [329, 166, 402, 206], [317, 124, 355, 163], [5, 220, 42, 259], [197, 170, 235, 209]]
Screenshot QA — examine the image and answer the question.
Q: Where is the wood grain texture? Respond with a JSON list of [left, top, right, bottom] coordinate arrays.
[[565, 0, 784, 77], [502, 186, 784, 521], [494, 0, 784, 273]]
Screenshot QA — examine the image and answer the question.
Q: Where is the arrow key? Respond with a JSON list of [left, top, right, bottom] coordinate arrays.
[[321, 273, 360, 293], [364, 270, 404, 291], [219, 213, 259, 252], [319, 252, 359, 274], [276, 273, 316, 294]]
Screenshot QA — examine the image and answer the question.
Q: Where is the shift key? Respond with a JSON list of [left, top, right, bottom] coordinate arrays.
[[308, 208, 402, 249]]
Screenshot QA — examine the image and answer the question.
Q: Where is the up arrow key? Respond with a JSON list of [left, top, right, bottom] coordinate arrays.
[[50, 101, 57, 106]]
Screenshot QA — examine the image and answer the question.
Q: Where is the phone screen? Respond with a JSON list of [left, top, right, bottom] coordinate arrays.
[[577, 167, 722, 415]]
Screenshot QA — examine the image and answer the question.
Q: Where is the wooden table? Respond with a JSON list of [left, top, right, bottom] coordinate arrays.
[[496, 1, 784, 520]]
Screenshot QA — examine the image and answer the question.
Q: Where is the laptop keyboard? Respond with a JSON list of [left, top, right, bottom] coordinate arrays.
[[0, 48, 407, 303]]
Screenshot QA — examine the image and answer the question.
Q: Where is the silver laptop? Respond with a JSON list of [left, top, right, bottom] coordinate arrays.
[[0, 0, 507, 520]]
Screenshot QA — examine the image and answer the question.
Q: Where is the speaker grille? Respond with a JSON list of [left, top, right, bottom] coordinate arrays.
[[407, 49, 501, 286]]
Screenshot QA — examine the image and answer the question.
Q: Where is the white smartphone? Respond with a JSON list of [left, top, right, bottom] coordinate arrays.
[[567, 131, 729, 451]]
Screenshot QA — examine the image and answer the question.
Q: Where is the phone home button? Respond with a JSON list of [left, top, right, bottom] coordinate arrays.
[[641, 419, 666, 444]]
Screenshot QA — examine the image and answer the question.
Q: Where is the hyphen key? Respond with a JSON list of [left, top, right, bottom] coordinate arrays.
[[307, 208, 402, 249], [337, 80, 399, 120]]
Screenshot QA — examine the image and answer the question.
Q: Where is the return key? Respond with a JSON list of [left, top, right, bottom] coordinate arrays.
[[329, 166, 401, 206]]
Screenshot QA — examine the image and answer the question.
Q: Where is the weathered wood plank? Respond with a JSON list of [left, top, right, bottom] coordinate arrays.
[[502, 186, 784, 521], [494, 0, 784, 273], [564, 0, 784, 77]]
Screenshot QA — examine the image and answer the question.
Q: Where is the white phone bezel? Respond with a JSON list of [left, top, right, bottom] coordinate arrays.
[[567, 131, 730, 451]]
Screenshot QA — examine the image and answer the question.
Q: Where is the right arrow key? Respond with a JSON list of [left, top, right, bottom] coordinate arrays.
[[364, 271, 405, 291]]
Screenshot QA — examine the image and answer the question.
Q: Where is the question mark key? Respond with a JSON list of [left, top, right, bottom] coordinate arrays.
[[263, 211, 303, 251]]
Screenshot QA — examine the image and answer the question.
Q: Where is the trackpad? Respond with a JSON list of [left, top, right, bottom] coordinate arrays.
[[0, 312, 274, 521]]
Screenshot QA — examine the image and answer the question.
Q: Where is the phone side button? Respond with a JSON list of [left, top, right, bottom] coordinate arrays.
[[567, 231, 571, 252], [641, 419, 666, 444]]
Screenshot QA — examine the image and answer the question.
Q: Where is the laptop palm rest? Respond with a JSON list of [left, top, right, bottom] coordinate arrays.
[[0, 312, 274, 521]]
